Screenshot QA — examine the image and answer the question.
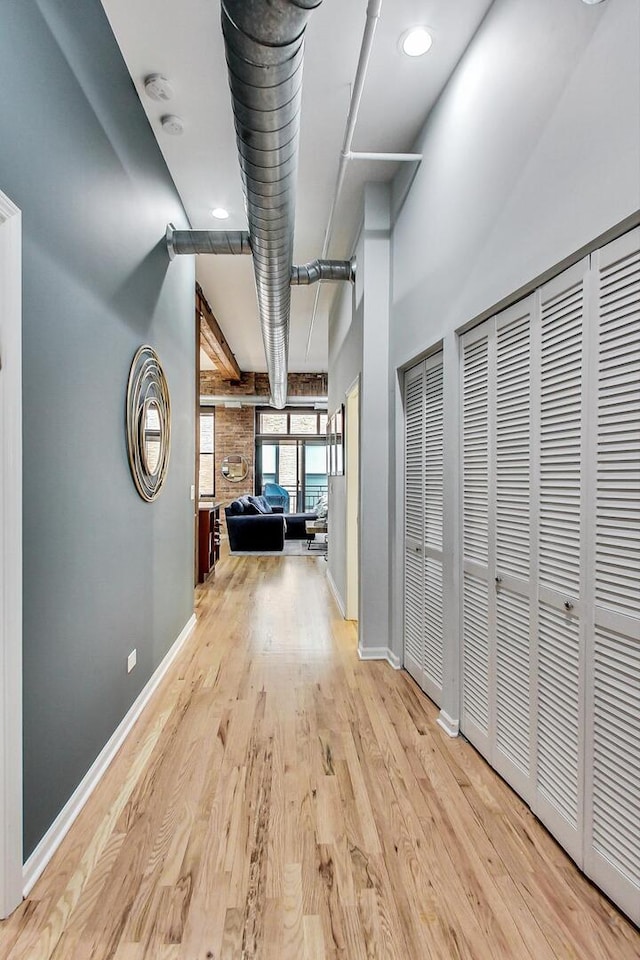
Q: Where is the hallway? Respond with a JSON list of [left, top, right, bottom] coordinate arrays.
[[1, 554, 638, 959]]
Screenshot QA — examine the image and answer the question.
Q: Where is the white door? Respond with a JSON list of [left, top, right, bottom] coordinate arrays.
[[403, 355, 444, 704], [422, 353, 444, 703], [461, 300, 536, 802], [404, 362, 426, 687], [532, 259, 588, 863], [0, 191, 23, 918], [461, 324, 492, 757], [584, 228, 640, 923], [460, 240, 639, 921], [493, 298, 535, 802]]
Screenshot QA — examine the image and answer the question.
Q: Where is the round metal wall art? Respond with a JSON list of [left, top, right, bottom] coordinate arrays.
[[126, 345, 171, 502]]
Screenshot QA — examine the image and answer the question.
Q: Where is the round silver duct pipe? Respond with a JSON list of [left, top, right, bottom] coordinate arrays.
[[290, 257, 356, 285], [166, 225, 251, 258], [221, 0, 322, 409]]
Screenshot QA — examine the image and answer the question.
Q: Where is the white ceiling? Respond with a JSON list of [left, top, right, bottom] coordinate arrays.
[[101, 0, 493, 372]]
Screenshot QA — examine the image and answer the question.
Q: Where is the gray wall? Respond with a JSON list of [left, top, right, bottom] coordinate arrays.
[[391, 0, 640, 367], [0, 0, 195, 856]]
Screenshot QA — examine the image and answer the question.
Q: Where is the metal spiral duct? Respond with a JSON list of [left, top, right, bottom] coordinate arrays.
[[221, 0, 322, 409]]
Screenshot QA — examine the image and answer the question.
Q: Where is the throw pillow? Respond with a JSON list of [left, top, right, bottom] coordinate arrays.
[[249, 495, 273, 515], [239, 495, 260, 515], [228, 499, 244, 515], [314, 494, 328, 519]]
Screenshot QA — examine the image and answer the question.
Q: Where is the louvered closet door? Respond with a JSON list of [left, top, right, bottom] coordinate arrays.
[[404, 362, 426, 688], [403, 355, 445, 704], [585, 228, 640, 924], [461, 301, 535, 800], [461, 324, 492, 756], [533, 259, 588, 863], [492, 299, 535, 802], [422, 352, 444, 703]]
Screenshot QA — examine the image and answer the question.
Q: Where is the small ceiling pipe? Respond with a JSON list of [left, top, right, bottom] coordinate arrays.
[[166, 224, 251, 259], [347, 151, 423, 162], [221, 0, 323, 410], [290, 258, 356, 285], [304, 0, 383, 360]]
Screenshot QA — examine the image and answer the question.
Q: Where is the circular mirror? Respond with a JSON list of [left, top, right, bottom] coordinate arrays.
[[126, 345, 171, 501], [221, 455, 248, 482]]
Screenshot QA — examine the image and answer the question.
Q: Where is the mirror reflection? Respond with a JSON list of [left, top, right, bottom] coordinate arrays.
[[142, 399, 161, 476], [221, 455, 248, 482]]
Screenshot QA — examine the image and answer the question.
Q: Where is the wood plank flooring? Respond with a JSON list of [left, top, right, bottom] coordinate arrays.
[[2, 553, 639, 959]]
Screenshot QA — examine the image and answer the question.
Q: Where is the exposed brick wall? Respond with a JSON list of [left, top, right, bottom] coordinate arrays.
[[203, 371, 327, 507], [214, 406, 255, 503], [201, 371, 327, 397]]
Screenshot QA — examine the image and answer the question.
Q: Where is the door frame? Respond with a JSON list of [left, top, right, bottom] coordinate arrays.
[[0, 190, 23, 918], [345, 378, 360, 621]]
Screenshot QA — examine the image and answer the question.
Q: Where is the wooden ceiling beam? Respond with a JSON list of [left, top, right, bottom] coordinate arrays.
[[196, 283, 242, 381]]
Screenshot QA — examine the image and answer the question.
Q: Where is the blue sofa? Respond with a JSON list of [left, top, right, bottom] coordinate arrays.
[[225, 495, 317, 552]]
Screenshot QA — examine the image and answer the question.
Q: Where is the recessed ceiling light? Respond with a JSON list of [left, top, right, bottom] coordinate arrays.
[[581, 0, 606, 4], [211, 207, 230, 220], [143, 74, 174, 102], [160, 114, 184, 136], [401, 27, 433, 58]]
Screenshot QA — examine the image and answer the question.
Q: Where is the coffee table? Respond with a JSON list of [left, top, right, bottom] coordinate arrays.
[[305, 519, 328, 554]]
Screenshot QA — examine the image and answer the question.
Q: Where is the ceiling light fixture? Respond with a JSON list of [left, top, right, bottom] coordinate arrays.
[[401, 27, 433, 57], [211, 207, 230, 220], [581, 0, 606, 4], [143, 74, 174, 102]]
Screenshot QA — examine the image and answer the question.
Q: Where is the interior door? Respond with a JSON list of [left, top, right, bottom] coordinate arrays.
[[461, 323, 493, 757], [422, 352, 444, 703], [492, 298, 535, 802], [533, 259, 588, 863], [584, 227, 640, 923], [404, 361, 426, 688]]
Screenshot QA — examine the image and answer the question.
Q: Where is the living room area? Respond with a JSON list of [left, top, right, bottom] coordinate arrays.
[[195, 341, 334, 571]]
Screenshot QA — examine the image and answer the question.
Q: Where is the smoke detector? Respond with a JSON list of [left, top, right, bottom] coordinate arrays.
[[144, 74, 174, 102], [160, 115, 184, 136]]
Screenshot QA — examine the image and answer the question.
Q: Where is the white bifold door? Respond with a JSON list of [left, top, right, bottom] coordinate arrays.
[[404, 352, 444, 706], [461, 228, 640, 924]]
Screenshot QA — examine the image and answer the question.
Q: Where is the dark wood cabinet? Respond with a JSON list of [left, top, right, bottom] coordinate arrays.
[[198, 503, 221, 583]]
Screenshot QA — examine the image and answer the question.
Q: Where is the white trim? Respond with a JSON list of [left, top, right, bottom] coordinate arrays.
[[0, 192, 22, 920], [22, 614, 197, 897], [345, 378, 360, 621], [358, 646, 401, 669], [437, 710, 459, 738], [325, 568, 346, 618]]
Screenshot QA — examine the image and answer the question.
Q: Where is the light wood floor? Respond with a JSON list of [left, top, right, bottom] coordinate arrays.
[[2, 553, 639, 959]]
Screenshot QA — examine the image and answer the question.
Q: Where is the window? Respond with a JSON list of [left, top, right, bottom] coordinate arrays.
[[257, 410, 327, 436], [258, 412, 288, 434], [199, 410, 215, 498], [255, 408, 328, 512]]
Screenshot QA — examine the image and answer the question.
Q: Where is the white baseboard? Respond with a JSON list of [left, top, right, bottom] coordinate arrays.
[[22, 613, 197, 896], [358, 646, 401, 670], [437, 710, 459, 738], [325, 568, 346, 618]]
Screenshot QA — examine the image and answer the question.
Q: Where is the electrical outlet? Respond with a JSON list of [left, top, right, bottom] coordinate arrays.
[[127, 649, 137, 673]]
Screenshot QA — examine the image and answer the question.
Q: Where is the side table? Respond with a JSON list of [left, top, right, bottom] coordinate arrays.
[[198, 503, 221, 582]]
